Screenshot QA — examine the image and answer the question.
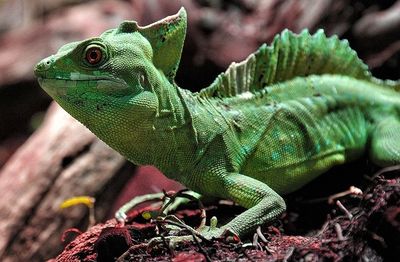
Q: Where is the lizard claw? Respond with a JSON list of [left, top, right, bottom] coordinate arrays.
[[147, 214, 240, 251], [197, 216, 240, 242]]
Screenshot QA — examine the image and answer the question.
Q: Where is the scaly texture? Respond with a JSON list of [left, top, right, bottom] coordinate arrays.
[[34, 8, 400, 238]]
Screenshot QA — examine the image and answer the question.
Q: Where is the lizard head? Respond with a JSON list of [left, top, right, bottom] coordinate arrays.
[[34, 7, 186, 129]]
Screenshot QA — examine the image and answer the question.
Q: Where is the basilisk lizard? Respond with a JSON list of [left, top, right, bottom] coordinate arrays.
[[34, 8, 400, 239]]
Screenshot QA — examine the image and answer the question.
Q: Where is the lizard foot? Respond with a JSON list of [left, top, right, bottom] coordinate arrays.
[[116, 190, 239, 250], [115, 189, 201, 224], [148, 214, 239, 251]]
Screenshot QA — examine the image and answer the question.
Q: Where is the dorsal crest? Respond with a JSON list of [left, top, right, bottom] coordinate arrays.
[[198, 29, 375, 99]]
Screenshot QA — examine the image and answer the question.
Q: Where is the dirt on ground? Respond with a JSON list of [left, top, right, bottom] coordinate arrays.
[[52, 166, 400, 261]]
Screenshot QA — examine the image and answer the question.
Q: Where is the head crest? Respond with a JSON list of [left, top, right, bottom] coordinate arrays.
[[117, 21, 140, 33], [139, 7, 187, 82]]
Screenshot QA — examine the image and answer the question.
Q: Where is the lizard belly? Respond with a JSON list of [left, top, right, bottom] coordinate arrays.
[[240, 101, 368, 194]]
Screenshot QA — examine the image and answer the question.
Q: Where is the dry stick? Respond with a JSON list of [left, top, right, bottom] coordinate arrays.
[[116, 249, 130, 262], [159, 189, 179, 215], [301, 185, 363, 205], [160, 189, 207, 230], [163, 234, 175, 257], [369, 232, 387, 248], [256, 226, 268, 243], [328, 186, 363, 204], [283, 247, 295, 262], [153, 220, 175, 257], [316, 216, 331, 237], [371, 164, 400, 180], [252, 232, 265, 251], [153, 215, 213, 261], [239, 246, 256, 262], [116, 243, 147, 262], [190, 230, 212, 262], [334, 223, 345, 241], [336, 200, 353, 220], [252, 232, 260, 249], [161, 217, 210, 243]]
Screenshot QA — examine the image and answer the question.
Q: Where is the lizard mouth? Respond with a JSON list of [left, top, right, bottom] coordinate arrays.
[[37, 76, 128, 97]]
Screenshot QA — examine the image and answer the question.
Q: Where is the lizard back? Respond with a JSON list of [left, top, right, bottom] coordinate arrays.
[[194, 30, 400, 194]]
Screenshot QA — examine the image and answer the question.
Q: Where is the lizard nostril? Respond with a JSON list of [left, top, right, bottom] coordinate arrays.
[[44, 57, 54, 68], [34, 56, 54, 77]]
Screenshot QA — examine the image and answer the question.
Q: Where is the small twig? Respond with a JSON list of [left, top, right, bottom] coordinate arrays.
[[239, 247, 256, 262], [116, 249, 129, 262], [253, 233, 259, 247], [190, 230, 212, 262], [162, 233, 174, 257], [198, 204, 207, 229], [116, 192, 165, 222], [256, 226, 268, 243], [321, 238, 348, 244], [263, 245, 274, 254], [160, 189, 186, 210], [336, 200, 353, 220], [304, 186, 363, 205], [160, 189, 207, 230], [334, 223, 345, 241], [283, 247, 295, 262], [152, 220, 175, 256], [116, 243, 147, 262], [371, 164, 400, 180], [369, 232, 387, 248], [161, 216, 210, 243], [316, 217, 330, 237], [328, 186, 363, 204], [252, 232, 263, 250], [88, 204, 96, 227]]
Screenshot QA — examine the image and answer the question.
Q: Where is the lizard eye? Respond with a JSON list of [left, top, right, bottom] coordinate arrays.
[[85, 46, 103, 65]]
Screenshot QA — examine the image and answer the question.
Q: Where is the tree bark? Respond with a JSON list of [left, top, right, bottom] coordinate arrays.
[[0, 103, 133, 261]]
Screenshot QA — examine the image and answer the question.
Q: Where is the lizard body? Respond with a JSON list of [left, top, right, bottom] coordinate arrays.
[[35, 8, 400, 238]]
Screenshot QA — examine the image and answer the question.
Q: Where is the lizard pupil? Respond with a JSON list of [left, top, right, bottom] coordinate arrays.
[[86, 47, 102, 65]]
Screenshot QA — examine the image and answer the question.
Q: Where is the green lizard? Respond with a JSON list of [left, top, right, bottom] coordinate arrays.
[[34, 8, 400, 239]]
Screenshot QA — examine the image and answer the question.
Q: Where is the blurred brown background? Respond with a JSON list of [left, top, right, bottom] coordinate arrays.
[[0, 0, 398, 261]]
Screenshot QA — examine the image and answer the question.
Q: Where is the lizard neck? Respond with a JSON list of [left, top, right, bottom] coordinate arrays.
[[146, 77, 202, 179], [120, 72, 193, 170], [55, 70, 192, 171], [151, 71, 187, 131], [113, 71, 199, 178]]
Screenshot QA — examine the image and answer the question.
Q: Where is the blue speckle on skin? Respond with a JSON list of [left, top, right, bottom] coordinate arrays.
[[314, 143, 321, 153], [283, 144, 295, 154], [272, 128, 280, 139], [271, 151, 280, 161], [241, 146, 250, 155]]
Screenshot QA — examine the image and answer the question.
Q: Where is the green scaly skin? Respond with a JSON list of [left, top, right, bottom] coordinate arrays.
[[34, 8, 400, 238]]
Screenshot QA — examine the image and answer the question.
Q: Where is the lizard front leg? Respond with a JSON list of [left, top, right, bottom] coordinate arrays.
[[191, 170, 286, 238]]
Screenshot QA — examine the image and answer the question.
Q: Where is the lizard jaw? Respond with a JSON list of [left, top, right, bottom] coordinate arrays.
[[37, 77, 129, 98]]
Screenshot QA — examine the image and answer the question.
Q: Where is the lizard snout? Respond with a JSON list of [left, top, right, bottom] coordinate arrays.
[[34, 56, 55, 78]]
